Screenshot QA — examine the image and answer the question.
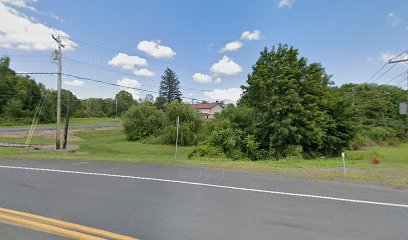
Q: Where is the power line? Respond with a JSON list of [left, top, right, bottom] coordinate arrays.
[[15, 72, 208, 102], [382, 69, 408, 85], [389, 50, 408, 63], [63, 57, 212, 92], [364, 63, 388, 84], [62, 36, 211, 73], [62, 73, 207, 102], [1, 54, 49, 58], [368, 63, 397, 84], [364, 49, 408, 84], [61, 36, 248, 80]]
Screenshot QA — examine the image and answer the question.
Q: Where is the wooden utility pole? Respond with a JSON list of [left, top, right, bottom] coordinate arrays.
[[175, 116, 179, 160], [115, 97, 118, 119], [62, 96, 71, 150], [52, 35, 64, 150]]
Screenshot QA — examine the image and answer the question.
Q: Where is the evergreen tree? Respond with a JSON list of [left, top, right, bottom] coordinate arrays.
[[159, 68, 182, 104]]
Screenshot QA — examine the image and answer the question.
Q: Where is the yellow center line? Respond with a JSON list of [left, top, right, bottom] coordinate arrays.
[[0, 207, 138, 240], [0, 212, 106, 240]]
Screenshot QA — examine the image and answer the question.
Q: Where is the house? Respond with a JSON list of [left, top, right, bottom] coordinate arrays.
[[190, 102, 223, 119]]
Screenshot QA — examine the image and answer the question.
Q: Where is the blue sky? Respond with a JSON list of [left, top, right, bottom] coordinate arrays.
[[1, 0, 408, 102]]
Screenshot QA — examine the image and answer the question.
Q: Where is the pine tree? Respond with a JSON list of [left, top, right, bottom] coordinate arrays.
[[159, 68, 182, 104]]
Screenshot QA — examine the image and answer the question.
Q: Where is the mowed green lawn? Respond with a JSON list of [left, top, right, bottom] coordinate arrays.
[[0, 117, 119, 128], [0, 129, 407, 188]]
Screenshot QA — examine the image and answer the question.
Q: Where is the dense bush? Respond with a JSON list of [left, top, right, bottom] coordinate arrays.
[[121, 103, 167, 141], [122, 101, 205, 145]]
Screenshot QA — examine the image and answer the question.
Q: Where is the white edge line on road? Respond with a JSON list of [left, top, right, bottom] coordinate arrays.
[[1, 165, 407, 209]]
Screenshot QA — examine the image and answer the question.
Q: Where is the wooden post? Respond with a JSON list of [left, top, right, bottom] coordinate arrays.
[[175, 116, 179, 160], [62, 96, 71, 150]]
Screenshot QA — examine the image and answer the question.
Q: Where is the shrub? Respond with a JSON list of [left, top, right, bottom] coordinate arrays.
[[188, 145, 225, 159], [367, 126, 395, 142], [161, 101, 204, 145], [121, 103, 167, 141]]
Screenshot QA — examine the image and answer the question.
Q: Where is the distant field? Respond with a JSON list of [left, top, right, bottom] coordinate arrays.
[[0, 128, 407, 188], [0, 118, 119, 128]]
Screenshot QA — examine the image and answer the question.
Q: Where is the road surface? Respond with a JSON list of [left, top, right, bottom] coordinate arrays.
[[0, 158, 407, 239], [0, 124, 120, 132]]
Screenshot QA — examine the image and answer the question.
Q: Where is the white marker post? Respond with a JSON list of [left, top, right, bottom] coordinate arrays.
[[175, 116, 179, 160], [341, 152, 347, 177]]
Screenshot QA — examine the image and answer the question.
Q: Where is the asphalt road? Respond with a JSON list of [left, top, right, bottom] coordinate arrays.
[[0, 124, 120, 132], [0, 158, 407, 240]]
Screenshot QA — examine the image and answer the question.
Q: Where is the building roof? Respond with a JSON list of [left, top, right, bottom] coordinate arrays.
[[190, 103, 219, 109]]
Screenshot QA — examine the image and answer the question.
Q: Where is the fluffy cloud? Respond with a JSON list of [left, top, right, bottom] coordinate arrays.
[[0, 0, 77, 51], [210, 56, 242, 75], [387, 12, 400, 28], [219, 41, 243, 53], [278, 0, 295, 8], [117, 78, 142, 99], [204, 88, 243, 103], [0, 0, 37, 11], [240, 30, 261, 41], [64, 80, 84, 87], [108, 53, 147, 70], [137, 40, 176, 59], [192, 73, 221, 84], [133, 68, 155, 77], [379, 51, 396, 62]]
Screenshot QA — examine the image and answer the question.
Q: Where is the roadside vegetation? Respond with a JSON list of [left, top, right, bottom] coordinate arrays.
[[0, 44, 407, 188], [120, 44, 407, 161], [0, 128, 407, 188]]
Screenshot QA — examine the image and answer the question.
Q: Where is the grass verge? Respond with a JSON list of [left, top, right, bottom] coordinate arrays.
[[0, 118, 119, 129], [0, 129, 407, 188]]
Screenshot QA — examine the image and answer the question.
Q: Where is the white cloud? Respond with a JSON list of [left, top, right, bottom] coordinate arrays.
[[108, 53, 147, 70], [204, 88, 243, 103], [241, 31, 261, 41], [0, 0, 77, 51], [133, 68, 155, 77], [137, 40, 176, 59], [387, 12, 400, 28], [278, 0, 295, 8], [192, 73, 221, 84], [379, 51, 396, 62], [240, 30, 261, 41], [64, 80, 84, 87], [117, 78, 142, 99], [0, 0, 37, 11], [210, 56, 242, 76], [219, 41, 243, 53]]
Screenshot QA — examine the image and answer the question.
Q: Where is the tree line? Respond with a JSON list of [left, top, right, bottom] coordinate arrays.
[[1, 42, 407, 160], [0, 57, 182, 125], [122, 44, 407, 160]]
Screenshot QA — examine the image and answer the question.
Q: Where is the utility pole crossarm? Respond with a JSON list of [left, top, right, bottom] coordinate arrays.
[[389, 59, 408, 64]]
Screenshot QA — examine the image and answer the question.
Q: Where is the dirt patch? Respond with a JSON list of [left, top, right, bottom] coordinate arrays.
[[0, 142, 79, 150], [0, 127, 119, 141]]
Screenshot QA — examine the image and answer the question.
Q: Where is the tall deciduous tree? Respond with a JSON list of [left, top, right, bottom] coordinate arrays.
[[115, 90, 134, 115], [159, 68, 182, 104], [241, 44, 353, 158]]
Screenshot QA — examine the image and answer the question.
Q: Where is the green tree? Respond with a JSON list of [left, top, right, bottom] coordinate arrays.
[[154, 96, 166, 109], [115, 90, 134, 116], [121, 103, 167, 141], [144, 94, 154, 103], [159, 68, 182, 104], [241, 44, 349, 158], [161, 101, 204, 145]]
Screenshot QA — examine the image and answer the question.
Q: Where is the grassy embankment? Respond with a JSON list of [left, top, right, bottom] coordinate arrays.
[[0, 128, 407, 188], [0, 117, 119, 129]]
